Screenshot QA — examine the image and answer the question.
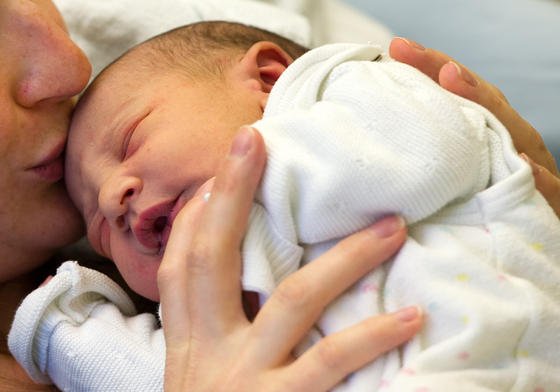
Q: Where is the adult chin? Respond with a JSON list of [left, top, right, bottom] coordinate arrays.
[[0, 182, 85, 282], [33, 182, 85, 249]]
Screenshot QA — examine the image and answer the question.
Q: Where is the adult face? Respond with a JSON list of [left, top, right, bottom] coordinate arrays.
[[66, 62, 264, 301], [0, 0, 91, 282]]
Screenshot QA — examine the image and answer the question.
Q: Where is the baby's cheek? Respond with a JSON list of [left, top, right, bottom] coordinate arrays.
[[113, 244, 162, 302]]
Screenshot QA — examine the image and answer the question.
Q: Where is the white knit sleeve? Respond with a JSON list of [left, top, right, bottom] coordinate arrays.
[[8, 261, 165, 392], [253, 56, 492, 246]]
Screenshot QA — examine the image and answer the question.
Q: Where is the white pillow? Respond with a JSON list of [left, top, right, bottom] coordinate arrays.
[[55, 0, 311, 77], [55, 0, 391, 78]]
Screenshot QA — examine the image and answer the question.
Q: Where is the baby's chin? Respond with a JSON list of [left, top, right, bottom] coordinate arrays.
[[242, 290, 261, 321]]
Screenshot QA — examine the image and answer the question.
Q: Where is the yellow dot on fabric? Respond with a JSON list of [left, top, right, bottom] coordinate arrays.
[[531, 243, 544, 252], [456, 273, 470, 282], [462, 315, 469, 324], [517, 349, 529, 358]]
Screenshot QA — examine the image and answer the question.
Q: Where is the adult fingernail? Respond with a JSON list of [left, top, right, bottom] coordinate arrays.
[[395, 37, 425, 51], [230, 126, 255, 157], [449, 61, 478, 87], [520, 153, 540, 175], [371, 215, 406, 238], [195, 178, 215, 197], [394, 306, 422, 322]]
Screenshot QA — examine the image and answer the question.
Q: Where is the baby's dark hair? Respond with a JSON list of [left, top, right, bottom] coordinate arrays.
[[76, 21, 309, 117], [125, 20, 309, 81]]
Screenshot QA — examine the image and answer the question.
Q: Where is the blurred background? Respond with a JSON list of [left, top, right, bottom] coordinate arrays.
[[343, 0, 560, 164]]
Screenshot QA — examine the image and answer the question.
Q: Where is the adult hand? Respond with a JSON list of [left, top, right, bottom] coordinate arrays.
[[0, 354, 58, 392], [158, 126, 422, 391], [389, 37, 560, 215]]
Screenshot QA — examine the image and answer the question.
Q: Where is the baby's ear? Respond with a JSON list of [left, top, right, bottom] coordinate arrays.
[[240, 41, 293, 93]]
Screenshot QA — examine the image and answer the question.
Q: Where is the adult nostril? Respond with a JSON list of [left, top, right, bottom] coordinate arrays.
[[153, 216, 168, 233]]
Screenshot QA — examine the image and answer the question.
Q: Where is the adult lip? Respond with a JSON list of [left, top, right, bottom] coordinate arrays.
[[29, 141, 66, 182]]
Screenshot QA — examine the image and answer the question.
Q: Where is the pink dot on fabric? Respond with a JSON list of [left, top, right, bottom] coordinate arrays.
[[458, 351, 470, 360], [361, 282, 378, 293], [402, 368, 416, 376], [534, 388, 545, 392], [379, 379, 390, 388]]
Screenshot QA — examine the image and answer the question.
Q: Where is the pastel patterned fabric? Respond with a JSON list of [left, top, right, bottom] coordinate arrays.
[[241, 43, 560, 391], [9, 43, 560, 391]]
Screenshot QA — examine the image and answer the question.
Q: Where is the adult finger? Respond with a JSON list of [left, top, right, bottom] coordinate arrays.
[[437, 61, 558, 175], [158, 179, 214, 344], [175, 126, 267, 335], [388, 37, 450, 83], [158, 128, 266, 336], [249, 216, 407, 366], [285, 307, 422, 391], [390, 37, 558, 175], [521, 154, 560, 215]]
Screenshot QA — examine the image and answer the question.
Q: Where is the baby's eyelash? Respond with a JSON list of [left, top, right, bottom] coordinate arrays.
[[121, 123, 137, 160], [120, 110, 152, 160]]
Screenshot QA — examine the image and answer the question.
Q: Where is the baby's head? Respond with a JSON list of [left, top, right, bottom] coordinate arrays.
[[65, 21, 308, 300]]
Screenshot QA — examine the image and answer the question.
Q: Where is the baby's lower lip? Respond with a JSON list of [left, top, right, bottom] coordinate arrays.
[[32, 156, 64, 182]]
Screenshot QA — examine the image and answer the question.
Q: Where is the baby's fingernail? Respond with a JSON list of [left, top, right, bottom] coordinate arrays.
[[370, 215, 406, 238], [449, 61, 478, 87], [230, 126, 255, 157], [395, 37, 425, 51], [394, 306, 422, 322]]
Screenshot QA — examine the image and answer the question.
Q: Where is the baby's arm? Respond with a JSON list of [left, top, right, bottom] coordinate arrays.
[[254, 53, 492, 242], [8, 261, 164, 392]]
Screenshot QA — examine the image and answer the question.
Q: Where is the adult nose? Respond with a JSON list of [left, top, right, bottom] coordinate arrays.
[[98, 175, 143, 232], [13, 8, 92, 107]]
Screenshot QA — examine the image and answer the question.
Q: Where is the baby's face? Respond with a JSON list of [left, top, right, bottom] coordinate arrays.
[[66, 66, 264, 301]]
